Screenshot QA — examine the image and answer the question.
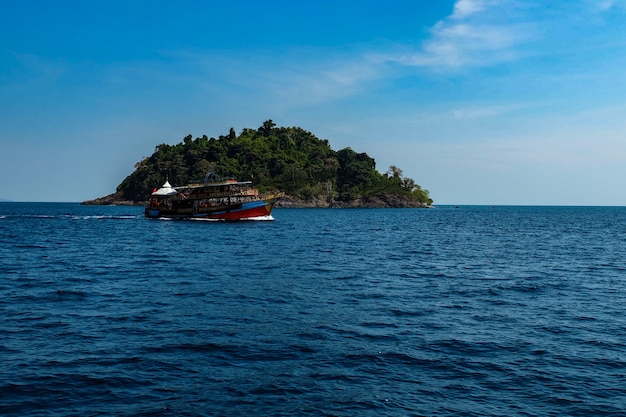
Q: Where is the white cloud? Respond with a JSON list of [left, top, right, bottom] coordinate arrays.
[[451, 0, 492, 19], [145, 48, 384, 110], [273, 60, 382, 105], [384, 0, 537, 69], [596, 0, 626, 11], [451, 103, 519, 120]]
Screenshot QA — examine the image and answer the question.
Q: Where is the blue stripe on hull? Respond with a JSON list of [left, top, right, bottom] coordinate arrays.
[[209, 200, 266, 216]]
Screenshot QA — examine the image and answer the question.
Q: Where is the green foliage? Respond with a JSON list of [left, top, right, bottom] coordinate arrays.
[[117, 120, 432, 205]]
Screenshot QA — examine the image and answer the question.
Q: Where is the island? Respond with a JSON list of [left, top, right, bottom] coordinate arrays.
[[83, 120, 433, 208]]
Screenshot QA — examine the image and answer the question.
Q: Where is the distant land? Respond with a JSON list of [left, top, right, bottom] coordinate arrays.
[[83, 120, 433, 208], [0, 198, 12, 202]]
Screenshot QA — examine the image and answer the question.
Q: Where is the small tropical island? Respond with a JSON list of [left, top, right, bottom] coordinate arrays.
[[83, 120, 433, 208]]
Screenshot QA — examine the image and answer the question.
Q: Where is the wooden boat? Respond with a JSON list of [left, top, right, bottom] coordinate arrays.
[[144, 173, 283, 220]]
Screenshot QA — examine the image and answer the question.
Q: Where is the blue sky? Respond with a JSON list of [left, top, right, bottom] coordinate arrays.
[[1, 0, 626, 204]]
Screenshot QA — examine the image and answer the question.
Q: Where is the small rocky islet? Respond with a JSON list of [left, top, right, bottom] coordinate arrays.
[[83, 120, 433, 209]]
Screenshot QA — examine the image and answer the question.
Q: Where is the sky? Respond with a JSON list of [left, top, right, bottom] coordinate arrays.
[[1, 0, 626, 205]]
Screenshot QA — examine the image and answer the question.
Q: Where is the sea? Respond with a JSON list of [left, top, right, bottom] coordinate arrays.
[[1, 202, 625, 417]]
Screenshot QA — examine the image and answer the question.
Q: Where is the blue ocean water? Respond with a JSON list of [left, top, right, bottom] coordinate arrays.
[[1, 203, 625, 416]]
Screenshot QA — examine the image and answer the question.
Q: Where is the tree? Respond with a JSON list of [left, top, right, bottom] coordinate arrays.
[[258, 119, 276, 137], [387, 165, 403, 179]]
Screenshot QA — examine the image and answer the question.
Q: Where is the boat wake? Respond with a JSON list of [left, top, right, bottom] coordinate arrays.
[[73, 215, 140, 220], [188, 215, 275, 222], [0, 214, 140, 221], [246, 215, 274, 221]]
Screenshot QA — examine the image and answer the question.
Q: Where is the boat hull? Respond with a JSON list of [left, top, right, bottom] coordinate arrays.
[[145, 195, 281, 220]]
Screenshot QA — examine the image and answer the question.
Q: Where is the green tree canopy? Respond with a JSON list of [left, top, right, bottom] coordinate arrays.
[[116, 120, 432, 206]]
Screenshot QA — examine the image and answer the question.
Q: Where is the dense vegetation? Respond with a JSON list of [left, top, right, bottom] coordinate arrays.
[[115, 120, 432, 206]]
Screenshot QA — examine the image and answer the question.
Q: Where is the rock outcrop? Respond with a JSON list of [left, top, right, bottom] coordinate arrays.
[[83, 192, 430, 208], [81, 192, 144, 206]]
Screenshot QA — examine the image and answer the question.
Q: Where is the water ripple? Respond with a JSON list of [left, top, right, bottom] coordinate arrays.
[[2, 204, 626, 416]]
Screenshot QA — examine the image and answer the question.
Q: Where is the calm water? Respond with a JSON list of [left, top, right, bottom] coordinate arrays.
[[1, 203, 626, 416]]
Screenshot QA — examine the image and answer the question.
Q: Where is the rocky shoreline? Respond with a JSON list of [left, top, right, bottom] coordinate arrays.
[[81, 192, 140, 206], [82, 192, 431, 208], [276, 194, 431, 208]]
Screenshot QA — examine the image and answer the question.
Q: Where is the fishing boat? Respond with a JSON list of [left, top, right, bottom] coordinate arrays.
[[144, 172, 283, 220]]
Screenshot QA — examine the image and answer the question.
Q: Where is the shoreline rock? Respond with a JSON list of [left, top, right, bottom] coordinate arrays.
[[81, 192, 145, 206], [277, 194, 430, 208], [82, 192, 431, 208]]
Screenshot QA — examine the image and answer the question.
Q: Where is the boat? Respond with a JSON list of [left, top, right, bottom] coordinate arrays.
[[144, 172, 283, 220]]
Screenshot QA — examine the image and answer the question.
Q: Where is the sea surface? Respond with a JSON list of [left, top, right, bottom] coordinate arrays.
[[1, 203, 625, 416]]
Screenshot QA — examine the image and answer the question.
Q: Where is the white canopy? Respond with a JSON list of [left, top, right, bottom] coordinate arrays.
[[152, 180, 177, 196]]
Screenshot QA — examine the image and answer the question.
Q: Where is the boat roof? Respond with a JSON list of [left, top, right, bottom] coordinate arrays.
[[151, 180, 177, 196], [179, 179, 253, 190], [151, 177, 254, 196]]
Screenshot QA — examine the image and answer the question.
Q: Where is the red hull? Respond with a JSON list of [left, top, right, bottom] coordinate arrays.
[[208, 201, 275, 220], [145, 195, 281, 220]]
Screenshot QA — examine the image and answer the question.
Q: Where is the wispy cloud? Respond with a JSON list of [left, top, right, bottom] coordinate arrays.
[[4, 53, 69, 88], [596, 0, 626, 11], [164, 48, 384, 107], [269, 59, 383, 106], [87, 1, 543, 110], [137, 1, 542, 109], [451, 0, 493, 18], [450, 103, 522, 120], [381, 0, 537, 69]]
